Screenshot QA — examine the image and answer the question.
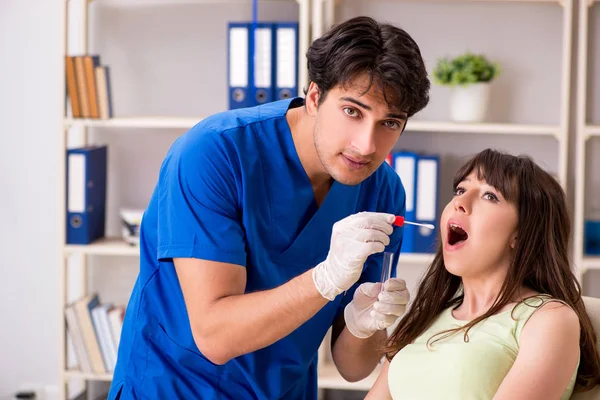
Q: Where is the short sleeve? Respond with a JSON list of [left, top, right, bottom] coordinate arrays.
[[156, 129, 247, 266], [335, 175, 407, 318]]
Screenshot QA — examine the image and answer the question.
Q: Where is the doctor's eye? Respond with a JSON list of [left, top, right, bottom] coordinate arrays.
[[383, 120, 402, 130], [343, 107, 360, 118]]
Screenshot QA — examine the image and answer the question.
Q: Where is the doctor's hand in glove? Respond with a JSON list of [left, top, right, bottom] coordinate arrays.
[[312, 212, 395, 301], [344, 279, 410, 339]]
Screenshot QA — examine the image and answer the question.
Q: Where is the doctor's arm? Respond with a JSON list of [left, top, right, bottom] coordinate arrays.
[[329, 276, 408, 381], [175, 257, 327, 365], [492, 302, 580, 400], [330, 212, 408, 381], [175, 211, 394, 366], [330, 312, 387, 382]]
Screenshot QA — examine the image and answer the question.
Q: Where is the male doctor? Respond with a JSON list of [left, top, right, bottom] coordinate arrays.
[[109, 15, 430, 400]]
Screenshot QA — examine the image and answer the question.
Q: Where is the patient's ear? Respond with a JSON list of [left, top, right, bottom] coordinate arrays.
[[510, 234, 517, 249]]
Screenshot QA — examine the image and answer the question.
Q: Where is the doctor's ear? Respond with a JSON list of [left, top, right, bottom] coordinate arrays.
[[305, 82, 321, 116], [510, 235, 517, 249]]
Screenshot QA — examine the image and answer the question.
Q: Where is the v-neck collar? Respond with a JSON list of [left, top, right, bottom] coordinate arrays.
[[274, 182, 360, 265], [268, 98, 362, 265]]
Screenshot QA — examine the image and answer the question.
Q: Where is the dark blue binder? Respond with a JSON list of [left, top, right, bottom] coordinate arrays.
[[251, 22, 276, 106], [228, 22, 252, 109], [274, 22, 299, 100], [66, 145, 107, 244], [413, 153, 440, 254], [392, 151, 418, 253]]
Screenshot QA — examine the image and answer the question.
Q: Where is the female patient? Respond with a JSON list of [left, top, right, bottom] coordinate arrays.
[[367, 149, 600, 399]]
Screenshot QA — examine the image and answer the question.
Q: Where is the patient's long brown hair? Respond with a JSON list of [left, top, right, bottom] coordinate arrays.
[[384, 149, 600, 392]]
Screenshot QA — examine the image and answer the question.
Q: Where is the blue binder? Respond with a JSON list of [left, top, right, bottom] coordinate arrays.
[[251, 22, 276, 106], [392, 151, 418, 253], [274, 22, 299, 100], [413, 154, 440, 253], [66, 145, 107, 244], [228, 22, 252, 109]]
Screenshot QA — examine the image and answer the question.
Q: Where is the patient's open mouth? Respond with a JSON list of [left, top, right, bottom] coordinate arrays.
[[448, 223, 468, 246]]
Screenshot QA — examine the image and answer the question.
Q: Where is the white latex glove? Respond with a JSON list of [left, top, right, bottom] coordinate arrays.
[[312, 212, 395, 301], [344, 278, 410, 339]]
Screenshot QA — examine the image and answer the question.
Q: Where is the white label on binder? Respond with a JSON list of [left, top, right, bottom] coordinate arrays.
[[277, 28, 296, 88], [229, 27, 248, 87], [254, 27, 272, 89], [416, 159, 437, 221], [394, 156, 415, 212], [68, 154, 85, 213]]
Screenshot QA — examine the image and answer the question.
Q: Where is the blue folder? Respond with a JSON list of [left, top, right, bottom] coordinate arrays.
[[66, 145, 107, 244], [251, 22, 276, 106], [392, 151, 419, 253], [414, 153, 440, 254], [274, 22, 299, 100], [228, 22, 252, 109]]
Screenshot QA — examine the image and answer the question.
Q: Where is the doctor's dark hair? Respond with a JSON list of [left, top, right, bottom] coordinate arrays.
[[305, 16, 430, 117], [384, 149, 600, 393]]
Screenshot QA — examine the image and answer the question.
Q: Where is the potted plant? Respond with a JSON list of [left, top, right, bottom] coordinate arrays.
[[432, 52, 501, 123]]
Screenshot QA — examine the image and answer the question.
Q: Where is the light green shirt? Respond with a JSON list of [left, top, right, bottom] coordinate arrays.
[[388, 296, 578, 400]]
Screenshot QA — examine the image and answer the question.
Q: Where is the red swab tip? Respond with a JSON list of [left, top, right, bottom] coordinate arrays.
[[394, 216, 405, 226]]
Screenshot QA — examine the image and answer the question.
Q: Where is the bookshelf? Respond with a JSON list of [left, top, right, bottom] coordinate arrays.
[[313, 0, 577, 394], [314, 0, 573, 189], [57, 0, 585, 399], [63, 117, 561, 135], [573, 0, 600, 283]]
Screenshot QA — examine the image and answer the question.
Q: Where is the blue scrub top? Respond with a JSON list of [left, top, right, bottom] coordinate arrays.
[[108, 98, 406, 400]]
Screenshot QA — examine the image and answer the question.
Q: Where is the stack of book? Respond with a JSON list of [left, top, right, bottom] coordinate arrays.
[[65, 293, 124, 374], [65, 55, 113, 119]]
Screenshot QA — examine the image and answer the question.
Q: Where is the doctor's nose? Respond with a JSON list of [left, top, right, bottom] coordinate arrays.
[[351, 127, 377, 156]]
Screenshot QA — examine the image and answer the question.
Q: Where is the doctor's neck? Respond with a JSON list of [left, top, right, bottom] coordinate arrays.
[[287, 105, 333, 191]]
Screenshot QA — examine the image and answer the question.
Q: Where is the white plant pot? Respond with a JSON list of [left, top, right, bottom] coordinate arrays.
[[449, 82, 491, 123]]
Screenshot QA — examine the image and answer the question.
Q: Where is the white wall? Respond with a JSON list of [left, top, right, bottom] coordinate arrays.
[[0, 0, 63, 396]]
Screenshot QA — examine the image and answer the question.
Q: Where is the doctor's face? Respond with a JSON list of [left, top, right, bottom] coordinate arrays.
[[308, 74, 407, 186]]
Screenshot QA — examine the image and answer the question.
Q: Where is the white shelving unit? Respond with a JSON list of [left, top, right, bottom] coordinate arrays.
[[57, 0, 580, 398], [58, 0, 312, 398], [574, 0, 600, 284], [313, 0, 573, 189], [314, 0, 574, 394]]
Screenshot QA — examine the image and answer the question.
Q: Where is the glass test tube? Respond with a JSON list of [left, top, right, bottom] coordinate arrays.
[[381, 251, 394, 291]]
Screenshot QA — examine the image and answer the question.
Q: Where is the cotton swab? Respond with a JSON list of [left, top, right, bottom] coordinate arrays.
[[394, 216, 435, 230]]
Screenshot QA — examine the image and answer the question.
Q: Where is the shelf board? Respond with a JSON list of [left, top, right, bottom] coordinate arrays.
[[585, 125, 600, 138], [62, 237, 433, 262], [318, 362, 381, 391], [64, 116, 204, 129], [95, 0, 297, 6], [389, 0, 562, 2], [64, 238, 139, 256], [64, 370, 113, 381], [397, 252, 435, 265], [64, 117, 559, 136], [65, 363, 379, 388], [405, 121, 558, 136], [583, 257, 600, 271]]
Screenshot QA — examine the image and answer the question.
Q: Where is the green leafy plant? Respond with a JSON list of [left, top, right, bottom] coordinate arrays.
[[432, 52, 501, 87]]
